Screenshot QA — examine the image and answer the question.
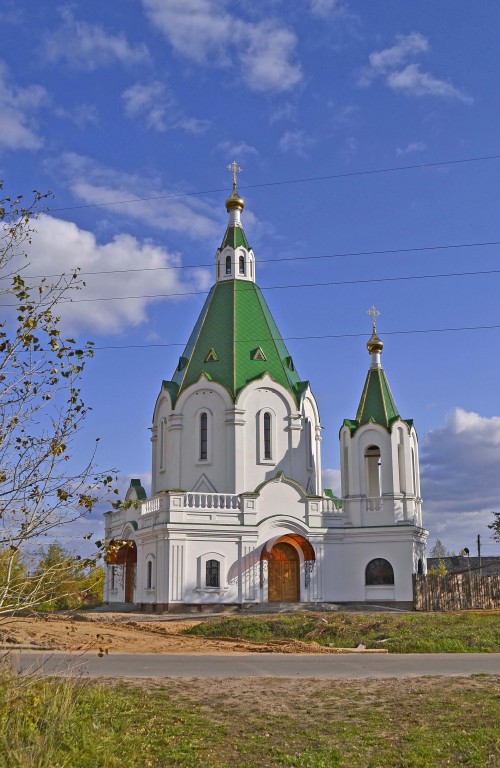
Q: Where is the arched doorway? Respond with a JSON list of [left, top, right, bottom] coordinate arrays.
[[106, 540, 137, 603], [268, 542, 300, 603]]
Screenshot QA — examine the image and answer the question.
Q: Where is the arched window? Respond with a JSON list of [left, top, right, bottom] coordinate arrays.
[[110, 565, 116, 591], [225, 255, 231, 275], [200, 412, 208, 460], [264, 412, 272, 459], [217, 261, 220, 279], [239, 255, 245, 275], [365, 445, 381, 498], [417, 558, 423, 575], [365, 558, 394, 585], [411, 447, 417, 495], [206, 559, 220, 588], [147, 560, 153, 589], [159, 418, 166, 471]]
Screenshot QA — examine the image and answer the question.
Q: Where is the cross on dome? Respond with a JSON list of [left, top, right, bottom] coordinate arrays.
[[367, 305, 380, 332], [227, 161, 243, 191]]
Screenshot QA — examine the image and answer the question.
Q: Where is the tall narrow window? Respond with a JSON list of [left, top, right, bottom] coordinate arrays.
[[200, 412, 208, 460], [147, 560, 153, 589], [206, 559, 220, 588], [110, 565, 115, 591], [225, 255, 231, 275], [217, 261, 220, 278], [239, 255, 245, 274], [264, 412, 272, 459], [159, 418, 166, 471], [365, 445, 381, 498]]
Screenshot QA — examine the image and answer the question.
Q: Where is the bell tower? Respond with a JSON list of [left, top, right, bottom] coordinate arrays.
[[340, 308, 422, 528], [215, 161, 256, 283]]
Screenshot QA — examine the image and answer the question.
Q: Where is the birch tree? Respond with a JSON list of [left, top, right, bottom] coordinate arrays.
[[0, 184, 115, 614]]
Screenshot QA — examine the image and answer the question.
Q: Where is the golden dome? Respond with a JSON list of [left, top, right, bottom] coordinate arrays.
[[225, 188, 245, 212], [367, 330, 384, 354]]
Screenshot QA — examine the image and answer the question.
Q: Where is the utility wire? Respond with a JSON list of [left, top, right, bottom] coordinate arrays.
[[1, 265, 499, 306], [85, 323, 500, 351], [12, 237, 500, 280], [47, 152, 500, 213]]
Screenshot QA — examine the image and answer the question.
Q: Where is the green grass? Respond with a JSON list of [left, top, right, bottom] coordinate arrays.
[[0, 665, 499, 767], [184, 611, 500, 652]]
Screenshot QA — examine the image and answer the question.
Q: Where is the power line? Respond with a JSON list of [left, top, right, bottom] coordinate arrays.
[[85, 322, 500, 351], [14, 237, 500, 280], [2, 265, 499, 306], [47, 152, 500, 213]]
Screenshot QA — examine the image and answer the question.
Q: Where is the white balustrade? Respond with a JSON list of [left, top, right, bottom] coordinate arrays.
[[322, 498, 344, 514], [141, 496, 163, 515], [186, 493, 241, 511], [365, 497, 383, 512]]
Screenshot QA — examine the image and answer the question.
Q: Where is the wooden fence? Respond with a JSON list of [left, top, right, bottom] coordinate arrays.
[[413, 573, 500, 611]]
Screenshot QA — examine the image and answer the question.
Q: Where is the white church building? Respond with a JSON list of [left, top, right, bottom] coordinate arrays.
[[104, 170, 428, 610]]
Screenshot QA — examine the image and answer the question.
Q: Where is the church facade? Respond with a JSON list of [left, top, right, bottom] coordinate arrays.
[[104, 172, 428, 609]]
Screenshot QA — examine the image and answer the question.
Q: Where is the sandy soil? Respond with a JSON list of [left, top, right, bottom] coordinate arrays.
[[0, 613, 359, 655]]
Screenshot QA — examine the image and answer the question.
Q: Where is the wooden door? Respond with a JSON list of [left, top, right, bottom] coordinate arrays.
[[125, 563, 135, 603], [268, 542, 299, 602]]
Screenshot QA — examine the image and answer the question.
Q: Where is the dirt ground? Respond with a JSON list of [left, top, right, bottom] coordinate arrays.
[[0, 612, 362, 655]]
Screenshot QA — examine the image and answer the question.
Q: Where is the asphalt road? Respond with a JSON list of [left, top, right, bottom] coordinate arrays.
[[6, 651, 500, 679]]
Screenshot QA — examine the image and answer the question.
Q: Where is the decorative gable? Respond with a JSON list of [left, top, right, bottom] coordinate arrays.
[[251, 347, 267, 361], [205, 348, 218, 362]]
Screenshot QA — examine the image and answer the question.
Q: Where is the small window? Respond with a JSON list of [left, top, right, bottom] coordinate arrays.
[[239, 255, 245, 275], [417, 558, 423, 575], [200, 412, 208, 460], [206, 559, 220, 588], [264, 412, 272, 459], [147, 560, 153, 589], [366, 558, 394, 585], [110, 565, 116, 590], [217, 261, 220, 278], [225, 255, 231, 275]]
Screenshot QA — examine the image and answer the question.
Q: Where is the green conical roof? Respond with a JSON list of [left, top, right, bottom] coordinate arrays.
[[220, 225, 250, 250], [355, 367, 400, 427], [342, 365, 413, 435], [166, 280, 306, 405]]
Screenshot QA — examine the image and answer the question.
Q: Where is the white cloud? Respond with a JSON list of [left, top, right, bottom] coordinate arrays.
[[216, 140, 259, 158], [387, 64, 473, 103], [122, 81, 209, 134], [0, 60, 48, 150], [269, 101, 297, 125], [54, 103, 99, 129], [421, 408, 500, 554], [141, 0, 302, 93], [363, 32, 429, 81], [43, 8, 149, 70], [396, 141, 426, 156], [51, 152, 222, 242], [322, 469, 341, 497], [359, 33, 472, 103], [309, 0, 342, 17], [23, 214, 210, 336], [279, 129, 313, 158]]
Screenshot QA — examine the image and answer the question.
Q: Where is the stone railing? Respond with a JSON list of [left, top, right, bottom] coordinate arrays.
[[322, 498, 344, 514], [141, 492, 241, 515], [186, 493, 241, 511]]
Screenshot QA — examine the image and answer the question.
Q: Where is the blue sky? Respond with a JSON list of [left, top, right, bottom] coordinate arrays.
[[1, 0, 500, 556]]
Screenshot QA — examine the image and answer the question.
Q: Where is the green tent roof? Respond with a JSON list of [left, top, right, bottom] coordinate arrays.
[[166, 279, 306, 405], [220, 225, 250, 250], [342, 366, 413, 435]]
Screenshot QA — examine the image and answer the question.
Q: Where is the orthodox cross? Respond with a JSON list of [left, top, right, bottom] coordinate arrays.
[[227, 161, 242, 190], [367, 305, 380, 332]]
